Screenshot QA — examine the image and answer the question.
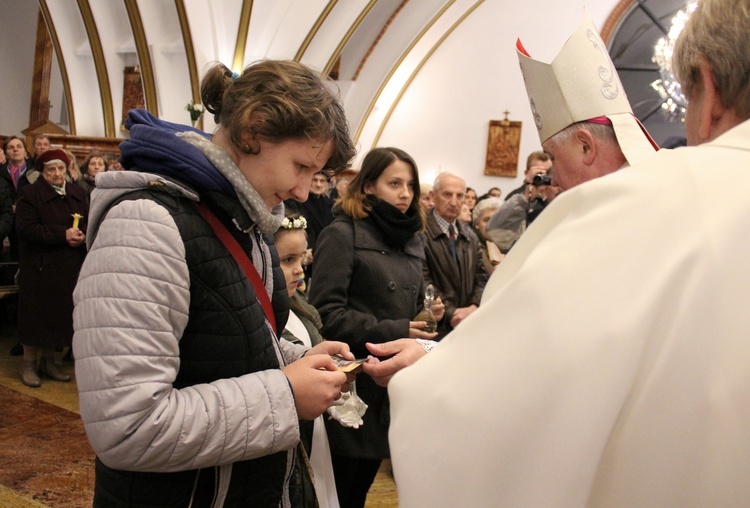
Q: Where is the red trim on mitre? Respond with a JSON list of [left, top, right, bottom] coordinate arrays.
[[516, 39, 530, 57], [588, 115, 659, 150]]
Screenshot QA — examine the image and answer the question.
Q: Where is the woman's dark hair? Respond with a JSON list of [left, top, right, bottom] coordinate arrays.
[[201, 60, 355, 175], [339, 147, 425, 228]]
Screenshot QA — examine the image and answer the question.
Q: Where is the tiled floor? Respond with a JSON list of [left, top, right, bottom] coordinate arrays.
[[0, 312, 398, 507]]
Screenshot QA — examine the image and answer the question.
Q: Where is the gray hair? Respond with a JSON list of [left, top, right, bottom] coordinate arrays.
[[433, 172, 466, 192], [549, 121, 618, 148], [673, 0, 750, 120], [472, 197, 504, 223]]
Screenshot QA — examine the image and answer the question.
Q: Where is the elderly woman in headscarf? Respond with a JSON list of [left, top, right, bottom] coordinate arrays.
[[16, 149, 89, 387], [471, 196, 505, 275]]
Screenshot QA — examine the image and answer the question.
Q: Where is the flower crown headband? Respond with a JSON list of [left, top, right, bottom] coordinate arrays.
[[281, 216, 307, 230]]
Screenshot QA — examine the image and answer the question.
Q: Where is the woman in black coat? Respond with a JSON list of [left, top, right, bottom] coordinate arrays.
[[16, 149, 88, 387], [309, 147, 443, 507]]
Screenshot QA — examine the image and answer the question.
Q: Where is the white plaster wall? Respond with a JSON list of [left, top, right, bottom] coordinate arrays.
[[1, 0, 624, 193], [376, 0, 620, 197], [136, 0, 193, 126], [0, 0, 39, 138], [46, 0, 107, 137]]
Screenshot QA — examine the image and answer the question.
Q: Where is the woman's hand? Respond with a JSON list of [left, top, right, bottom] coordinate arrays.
[[432, 297, 445, 322], [408, 321, 438, 340], [282, 354, 348, 420], [66, 227, 85, 247]]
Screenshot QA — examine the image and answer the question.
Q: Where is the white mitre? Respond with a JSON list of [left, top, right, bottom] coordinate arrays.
[[516, 10, 657, 165]]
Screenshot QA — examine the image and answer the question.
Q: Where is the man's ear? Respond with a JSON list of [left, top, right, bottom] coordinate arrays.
[[695, 58, 725, 141], [574, 128, 596, 166]]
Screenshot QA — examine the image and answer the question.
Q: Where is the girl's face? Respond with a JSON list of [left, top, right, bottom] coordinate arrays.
[[275, 230, 308, 298], [88, 157, 106, 177], [465, 189, 477, 210], [234, 137, 334, 211], [364, 159, 415, 213]]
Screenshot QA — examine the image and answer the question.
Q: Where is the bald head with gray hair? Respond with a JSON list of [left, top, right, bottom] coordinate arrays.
[[433, 172, 466, 193], [431, 172, 467, 222]]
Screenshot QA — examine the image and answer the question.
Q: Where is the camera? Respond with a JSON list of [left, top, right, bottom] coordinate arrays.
[[531, 174, 552, 186]]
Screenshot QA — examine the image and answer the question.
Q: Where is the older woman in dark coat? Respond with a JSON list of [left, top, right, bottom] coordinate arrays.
[[16, 149, 88, 387], [309, 147, 443, 507]]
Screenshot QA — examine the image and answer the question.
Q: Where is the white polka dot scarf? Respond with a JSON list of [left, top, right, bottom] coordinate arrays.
[[177, 131, 284, 235]]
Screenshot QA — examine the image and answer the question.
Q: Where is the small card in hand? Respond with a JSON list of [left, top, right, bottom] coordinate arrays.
[[331, 356, 367, 373]]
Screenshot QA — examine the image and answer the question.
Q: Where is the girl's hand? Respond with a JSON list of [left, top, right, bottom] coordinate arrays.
[[408, 321, 438, 340], [432, 297, 445, 322], [282, 354, 347, 420]]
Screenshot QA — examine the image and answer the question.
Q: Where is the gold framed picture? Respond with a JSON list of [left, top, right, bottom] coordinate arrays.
[[485, 115, 522, 177]]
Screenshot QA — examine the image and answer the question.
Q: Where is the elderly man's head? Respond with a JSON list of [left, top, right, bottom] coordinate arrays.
[[431, 172, 466, 222], [310, 172, 329, 196], [542, 121, 626, 191], [33, 135, 50, 157], [517, 12, 656, 192], [674, 0, 750, 145]]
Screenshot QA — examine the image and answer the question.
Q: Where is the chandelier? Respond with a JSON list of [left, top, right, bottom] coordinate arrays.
[[650, 0, 698, 122]]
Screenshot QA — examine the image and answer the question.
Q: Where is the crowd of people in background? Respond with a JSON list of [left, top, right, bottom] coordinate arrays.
[[0, 126, 561, 504], [6, 1, 743, 502], [0, 134, 124, 374]]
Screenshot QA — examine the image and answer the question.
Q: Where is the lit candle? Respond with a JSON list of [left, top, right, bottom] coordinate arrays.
[[71, 213, 83, 229]]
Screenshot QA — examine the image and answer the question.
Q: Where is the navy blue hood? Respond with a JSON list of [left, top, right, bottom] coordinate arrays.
[[119, 109, 235, 196]]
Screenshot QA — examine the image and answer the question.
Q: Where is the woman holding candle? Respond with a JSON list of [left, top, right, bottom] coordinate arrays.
[[15, 149, 88, 387], [72, 60, 357, 507]]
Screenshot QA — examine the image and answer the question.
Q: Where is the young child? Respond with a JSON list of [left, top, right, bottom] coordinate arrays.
[[275, 213, 339, 508]]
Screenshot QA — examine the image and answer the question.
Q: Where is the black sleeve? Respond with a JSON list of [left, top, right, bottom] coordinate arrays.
[[0, 179, 14, 241]]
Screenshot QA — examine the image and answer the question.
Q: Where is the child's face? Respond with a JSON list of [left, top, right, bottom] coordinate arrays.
[[275, 230, 307, 298], [237, 137, 334, 210]]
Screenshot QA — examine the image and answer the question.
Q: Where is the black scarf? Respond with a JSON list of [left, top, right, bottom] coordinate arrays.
[[365, 195, 422, 248]]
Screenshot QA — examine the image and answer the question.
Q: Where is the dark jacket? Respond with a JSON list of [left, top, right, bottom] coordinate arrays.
[[91, 186, 295, 508], [284, 193, 333, 252], [15, 178, 89, 349], [0, 178, 14, 242], [309, 212, 426, 459], [421, 210, 488, 337], [1, 158, 34, 201], [2, 158, 35, 261]]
